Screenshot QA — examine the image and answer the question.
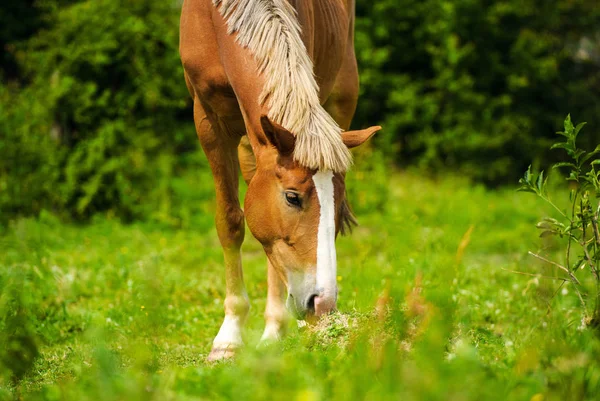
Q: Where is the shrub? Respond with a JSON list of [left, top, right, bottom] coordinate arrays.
[[519, 115, 600, 328], [355, 0, 600, 184], [0, 0, 197, 222]]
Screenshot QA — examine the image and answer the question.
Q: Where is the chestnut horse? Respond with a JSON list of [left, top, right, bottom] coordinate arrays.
[[179, 0, 380, 360]]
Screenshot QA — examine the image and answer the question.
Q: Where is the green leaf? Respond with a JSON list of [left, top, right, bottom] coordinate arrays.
[[525, 165, 532, 182], [517, 186, 537, 194], [536, 170, 546, 194], [540, 217, 566, 229], [551, 142, 570, 151], [573, 149, 586, 160], [541, 217, 562, 224], [517, 180, 536, 193], [563, 114, 574, 134], [567, 171, 579, 182], [536, 221, 551, 229], [573, 121, 587, 138], [581, 144, 600, 164], [553, 162, 577, 170], [517, 166, 538, 193]]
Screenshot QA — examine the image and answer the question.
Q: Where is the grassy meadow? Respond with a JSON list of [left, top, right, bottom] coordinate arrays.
[[2, 161, 600, 401]]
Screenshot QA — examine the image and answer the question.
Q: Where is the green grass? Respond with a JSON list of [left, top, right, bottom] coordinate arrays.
[[2, 167, 600, 401]]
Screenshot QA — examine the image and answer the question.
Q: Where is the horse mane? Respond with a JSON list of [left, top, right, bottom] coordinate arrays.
[[213, 0, 352, 173]]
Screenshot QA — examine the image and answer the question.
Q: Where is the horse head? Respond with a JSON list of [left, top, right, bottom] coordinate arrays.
[[244, 116, 380, 320]]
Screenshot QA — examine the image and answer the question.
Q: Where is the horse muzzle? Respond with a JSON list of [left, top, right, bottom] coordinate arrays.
[[286, 275, 337, 320]]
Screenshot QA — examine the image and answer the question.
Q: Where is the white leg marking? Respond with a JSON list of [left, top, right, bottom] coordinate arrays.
[[312, 170, 337, 299], [212, 315, 244, 348], [260, 322, 283, 343]]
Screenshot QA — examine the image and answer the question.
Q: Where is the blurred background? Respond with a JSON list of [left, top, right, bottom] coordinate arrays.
[[1, 0, 600, 223]]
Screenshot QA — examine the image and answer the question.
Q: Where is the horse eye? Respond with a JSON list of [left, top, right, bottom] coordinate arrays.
[[285, 191, 302, 207]]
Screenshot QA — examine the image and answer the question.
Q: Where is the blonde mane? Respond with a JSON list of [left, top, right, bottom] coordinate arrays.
[[213, 0, 352, 172]]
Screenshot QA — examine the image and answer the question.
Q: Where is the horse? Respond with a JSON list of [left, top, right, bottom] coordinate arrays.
[[179, 0, 381, 361]]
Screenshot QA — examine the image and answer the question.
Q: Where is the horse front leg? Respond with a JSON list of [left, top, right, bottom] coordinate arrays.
[[194, 101, 249, 361], [260, 260, 290, 344], [237, 139, 289, 344]]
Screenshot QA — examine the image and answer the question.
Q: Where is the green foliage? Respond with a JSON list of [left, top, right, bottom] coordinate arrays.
[[0, 0, 200, 222], [0, 84, 65, 217], [519, 115, 600, 327], [0, 0, 48, 81], [355, 0, 600, 184]]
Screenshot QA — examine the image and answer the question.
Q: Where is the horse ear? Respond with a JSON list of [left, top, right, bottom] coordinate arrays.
[[341, 126, 381, 149], [260, 115, 296, 156]]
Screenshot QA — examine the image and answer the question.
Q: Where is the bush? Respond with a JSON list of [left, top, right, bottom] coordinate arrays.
[[354, 0, 600, 184], [0, 0, 197, 222], [0, 84, 65, 218], [519, 115, 600, 328]]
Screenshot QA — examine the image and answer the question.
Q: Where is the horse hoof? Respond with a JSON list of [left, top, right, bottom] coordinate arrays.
[[207, 346, 238, 362]]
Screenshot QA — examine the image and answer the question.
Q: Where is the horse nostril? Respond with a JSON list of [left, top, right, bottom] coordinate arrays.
[[306, 293, 318, 312]]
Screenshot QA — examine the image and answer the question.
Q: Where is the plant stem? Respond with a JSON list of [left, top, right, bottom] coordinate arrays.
[[528, 252, 581, 285], [528, 251, 588, 315], [543, 197, 569, 220], [580, 240, 600, 280], [501, 268, 568, 281]]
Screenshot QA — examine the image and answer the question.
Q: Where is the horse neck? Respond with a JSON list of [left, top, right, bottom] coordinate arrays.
[[212, 0, 351, 172]]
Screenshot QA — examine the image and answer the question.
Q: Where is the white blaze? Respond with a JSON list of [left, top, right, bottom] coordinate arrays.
[[312, 170, 337, 298]]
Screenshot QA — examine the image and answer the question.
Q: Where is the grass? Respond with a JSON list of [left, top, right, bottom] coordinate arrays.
[[2, 163, 600, 400]]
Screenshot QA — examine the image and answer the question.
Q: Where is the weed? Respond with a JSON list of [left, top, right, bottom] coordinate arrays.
[[519, 115, 600, 328]]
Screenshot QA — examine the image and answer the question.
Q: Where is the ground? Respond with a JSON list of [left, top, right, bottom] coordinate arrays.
[[2, 166, 600, 401]]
